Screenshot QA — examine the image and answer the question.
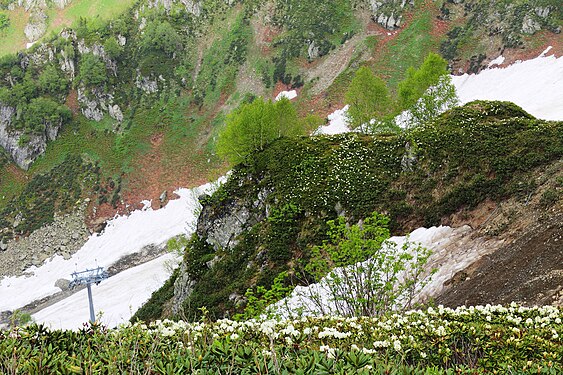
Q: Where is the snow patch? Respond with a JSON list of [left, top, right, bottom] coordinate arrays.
[[270, 225, 494, 318], [315, 105, 351, 135], [539, 46, 552, 57], [33, 253, 179, 330], [0, 178, 226, 312], [453, 49, 563, 121], [487, 55, 505, 68], [275, 90, 297, 101]]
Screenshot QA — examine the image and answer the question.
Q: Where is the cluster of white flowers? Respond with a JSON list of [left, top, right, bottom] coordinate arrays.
[[121, 303, 561, 367]]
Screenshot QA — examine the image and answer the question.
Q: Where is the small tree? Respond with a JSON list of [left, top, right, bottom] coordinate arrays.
[[285, 212, 434, 317], [216, 97, 304, 164], [0, 13, 9, 32], [405, 75, 459, 129], [397, 52, 449, 110], [76, 53, 107, 87], [140, 20, 182, 56], [345, 66, 392, 133], [38, 64, 68, 94]]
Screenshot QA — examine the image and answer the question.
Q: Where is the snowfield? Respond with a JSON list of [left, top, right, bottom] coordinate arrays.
[[32, 253, 178, 330], [318, 47, 562, 135], [1, 179, 225, 326], [452, 47, 563, 121]]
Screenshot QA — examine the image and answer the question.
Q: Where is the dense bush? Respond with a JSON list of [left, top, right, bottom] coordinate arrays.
[[2, 304, 562, 373]]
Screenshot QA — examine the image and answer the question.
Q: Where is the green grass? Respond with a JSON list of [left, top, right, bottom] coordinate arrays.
[[0, 7, 29, 56], [373, 9, 438, 90], [45, 0, 136, 36], [0, 0, 135, 57], [0, 171, 25, 210]]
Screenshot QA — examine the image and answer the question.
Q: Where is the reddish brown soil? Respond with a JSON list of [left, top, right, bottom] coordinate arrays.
[[86, 129, 213, 231], [272, 82, 302, 102], [4, 164, 28, 184], [51, 8, 68, 29], [65, 89, 80, 116], [500, 31, 562, 67]]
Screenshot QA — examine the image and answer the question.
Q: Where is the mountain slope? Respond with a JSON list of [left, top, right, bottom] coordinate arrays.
[[136, 101, 563, 321]]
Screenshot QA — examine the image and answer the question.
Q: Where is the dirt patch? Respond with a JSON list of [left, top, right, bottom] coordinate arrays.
[[65, 89, 80, 116], [437, 213, 563, 307], [444, 199, 498, 229], [235, 59, 267, 101], [500, 31, 562, 67], [51, 8, 69, 30], [436, 160, 563, 307], [250, 1, 280, 55], [4, 164, 28, 184]]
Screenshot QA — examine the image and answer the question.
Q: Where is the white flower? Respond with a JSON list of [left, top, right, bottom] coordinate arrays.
[[393, 340, 402, 352]]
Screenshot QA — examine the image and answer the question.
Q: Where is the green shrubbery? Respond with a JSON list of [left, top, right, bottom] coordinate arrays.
[[345, 53, 458, 133], [0, 155, 97, 242], [2, 304, 562, 373], [161, 101, 563, 321], [216, 97, 305, 164]]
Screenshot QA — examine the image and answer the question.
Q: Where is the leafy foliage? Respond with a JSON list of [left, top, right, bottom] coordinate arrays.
[[345, 66, 393, 132], [345, 53, 457, 132], [0, 12, 8, 31], [153, 101, 563, 321], [0, 155, 97, 242], [2, 304, 563, 374], [21, 97, 71, 134], [216, 97, 305, 164], [398, 53, 449, 109], [76, 53, 108, 87], [139, 20, 182, 56], [301, 212, 433, 317]]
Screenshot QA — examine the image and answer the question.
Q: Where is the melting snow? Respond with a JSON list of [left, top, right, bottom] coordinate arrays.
[[270, 225, 501, 318], [0, 179, 225, 313], [315, 105, 351, 135], [453, 48, 563, 121], [33, 253, 178, 330], [317, 48, 562, 137], [487, 55, 505, 68], [275, 90, 297, 101]]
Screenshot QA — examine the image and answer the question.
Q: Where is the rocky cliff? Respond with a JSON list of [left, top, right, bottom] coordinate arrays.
[[0, 103, 62, 170]]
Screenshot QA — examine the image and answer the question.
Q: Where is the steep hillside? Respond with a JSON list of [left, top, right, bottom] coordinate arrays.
[[0, 0, 560, 246], [0, 0, 561, 329], [133, 101, 563, 321]]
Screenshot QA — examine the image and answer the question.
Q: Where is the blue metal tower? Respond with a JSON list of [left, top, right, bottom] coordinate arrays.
[[69, 267, 109, 323]]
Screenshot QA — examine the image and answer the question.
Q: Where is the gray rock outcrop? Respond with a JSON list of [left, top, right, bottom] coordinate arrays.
[[52, 0, 72, 8], [172, 185, 271, 313], [77, 87, 123, 123], [172, 261, 195, 315], [0, 104, 62, 170], [147, 0, 202, 15], [135, 75, 159, 94], [55, 278, 70, 291], [24, 10, 47, 42], [369, 0, 414, 30]]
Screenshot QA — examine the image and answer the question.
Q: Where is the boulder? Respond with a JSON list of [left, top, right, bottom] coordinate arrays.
[[55, 278, 70, 291]]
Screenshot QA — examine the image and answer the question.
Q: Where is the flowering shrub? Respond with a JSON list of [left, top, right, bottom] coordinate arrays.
[[2, 304, 561, 373]]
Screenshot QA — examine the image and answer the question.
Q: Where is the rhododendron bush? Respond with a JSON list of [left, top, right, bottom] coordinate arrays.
[[1, 304, 561, 374]]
